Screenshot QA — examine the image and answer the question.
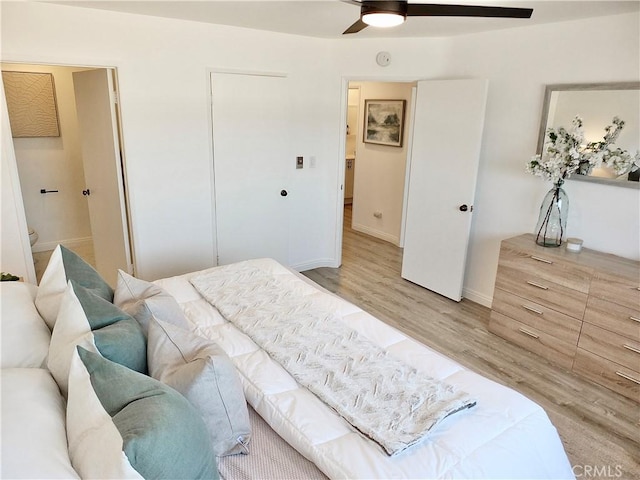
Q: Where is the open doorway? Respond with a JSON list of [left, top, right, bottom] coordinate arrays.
[[1, 63, 133, 286], [338, 78, 489, 302], [341, 80, 415, 251]]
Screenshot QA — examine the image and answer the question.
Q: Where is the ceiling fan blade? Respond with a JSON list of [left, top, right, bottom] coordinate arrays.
[[343, 18, 369, 34], [407, 3, 533, 19]]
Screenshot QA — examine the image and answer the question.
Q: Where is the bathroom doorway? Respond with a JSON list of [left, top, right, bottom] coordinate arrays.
[[1, 63, 133, 286]]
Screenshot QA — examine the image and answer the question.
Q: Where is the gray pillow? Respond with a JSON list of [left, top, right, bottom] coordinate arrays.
[[114, 269, 189, 336], [147, 317, 251, 457], [73, 346, 218, 479]]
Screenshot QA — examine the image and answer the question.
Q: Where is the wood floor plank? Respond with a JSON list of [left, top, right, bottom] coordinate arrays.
[[303, 206, 639, 478]]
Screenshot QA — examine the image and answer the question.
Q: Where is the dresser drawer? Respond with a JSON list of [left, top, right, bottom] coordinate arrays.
[[492, 288, 581, 346], [489, 311, 577, 369], [584, 296, 640, 342], [589, 272, 640, 311], [497, 242, 593, 293], [573, 348, 640, 402], [495, 268, 587, 319], [578, 323, 640, 372]]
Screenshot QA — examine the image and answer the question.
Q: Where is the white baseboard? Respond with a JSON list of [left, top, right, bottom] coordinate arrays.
[[290, 258, 338, 272], [32, 237, 93, 253], [462, 286, 492, 308], [351, 223, 400, 246]]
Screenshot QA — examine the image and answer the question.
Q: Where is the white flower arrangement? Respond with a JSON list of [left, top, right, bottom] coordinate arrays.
[[527, 115, 640, 185]]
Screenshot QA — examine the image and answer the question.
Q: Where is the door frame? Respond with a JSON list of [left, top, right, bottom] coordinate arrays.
[[335, 75, 421, 267], [1, 60, 134, 282]]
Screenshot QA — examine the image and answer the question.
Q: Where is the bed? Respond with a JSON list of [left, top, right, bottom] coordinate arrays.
[[154, 257, 575, 480]]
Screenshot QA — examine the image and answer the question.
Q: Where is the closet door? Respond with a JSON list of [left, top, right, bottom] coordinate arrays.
[[210, 72, 291, 266], [401, 79, 488, 301]]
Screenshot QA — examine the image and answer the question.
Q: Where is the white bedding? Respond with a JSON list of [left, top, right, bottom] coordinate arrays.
[[156, 258, 575, 480]]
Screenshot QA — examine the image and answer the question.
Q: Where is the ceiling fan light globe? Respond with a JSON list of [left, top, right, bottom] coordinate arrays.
[[362, 12, 405, 28]]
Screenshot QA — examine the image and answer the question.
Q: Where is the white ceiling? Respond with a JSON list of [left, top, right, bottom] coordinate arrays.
[[47, 0, 640, 39]]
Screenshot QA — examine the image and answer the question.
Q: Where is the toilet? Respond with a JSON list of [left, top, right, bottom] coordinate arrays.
[[28, 227, 38, 247]]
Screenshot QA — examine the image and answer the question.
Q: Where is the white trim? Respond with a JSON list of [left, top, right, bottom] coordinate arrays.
[[399, 86, 417, 248], [461, 287, 492, 308], [1, 77, 36, 283], [351, 223, 400, 246], [207, 69, 220, 266], [209, 67, 287, 78], [333, 78, 349, 268], [32, 236, 94, 254], [290, 258, 337, 272]]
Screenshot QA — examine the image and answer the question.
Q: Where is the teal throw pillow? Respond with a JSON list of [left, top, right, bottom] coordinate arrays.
[[35, 245, 113, 329], [77, 347, 218, 480], [72, 280, 147, 374]]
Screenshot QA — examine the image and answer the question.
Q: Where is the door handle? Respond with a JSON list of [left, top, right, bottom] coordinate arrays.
[[82, 189, 91, 196], [459, 204, 470, 212], [280, 190, 288, 197]]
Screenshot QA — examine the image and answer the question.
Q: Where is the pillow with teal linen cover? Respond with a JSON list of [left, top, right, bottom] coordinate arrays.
[[48, 280, 146, 397], [114, 269, 190, 336], [67, 346, 218, 480], [36, 245, 113, 330]]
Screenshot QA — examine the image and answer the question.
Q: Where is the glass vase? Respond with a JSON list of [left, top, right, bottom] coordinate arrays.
[[535, 181, 568, 247]]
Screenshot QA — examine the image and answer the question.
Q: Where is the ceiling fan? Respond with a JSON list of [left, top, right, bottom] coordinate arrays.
[[342, 1, 534, 34]]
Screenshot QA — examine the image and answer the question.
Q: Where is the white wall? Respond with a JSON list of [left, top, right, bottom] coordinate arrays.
[[444, 13, 640, 305], [1, 76, 35, 282], [2, 63, 93, 252], [329, 13, 638, 305], [351, 81, 414, 245], [1, 2, 637, 305], [0, 1, 339, 280]]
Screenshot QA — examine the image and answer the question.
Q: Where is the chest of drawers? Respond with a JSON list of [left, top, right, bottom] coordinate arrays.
[[489, 234, 640, 401]]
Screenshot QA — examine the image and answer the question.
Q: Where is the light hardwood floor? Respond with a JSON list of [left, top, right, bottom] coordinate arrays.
[[303, 206, 639, 479]]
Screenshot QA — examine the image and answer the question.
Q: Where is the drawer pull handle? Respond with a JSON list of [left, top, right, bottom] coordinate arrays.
[[630, 316, 640, 323], [518, 327, 539, 339], [623, 344, 640, 355], [530, 255, 553, 264], [615, 371, 640, 385], [526, 280, 549, 290], [522, 305, 543, 315]]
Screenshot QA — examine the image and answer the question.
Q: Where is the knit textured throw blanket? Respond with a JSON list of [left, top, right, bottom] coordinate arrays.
[[190, 261, 476, 456]]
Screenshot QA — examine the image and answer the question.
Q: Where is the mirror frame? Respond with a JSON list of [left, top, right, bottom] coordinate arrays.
[[537, 81, 640, 190]]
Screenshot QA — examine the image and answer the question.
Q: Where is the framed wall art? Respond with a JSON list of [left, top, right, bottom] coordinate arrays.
[[2, 71, 60, 137], [363, 99, 405, 147]]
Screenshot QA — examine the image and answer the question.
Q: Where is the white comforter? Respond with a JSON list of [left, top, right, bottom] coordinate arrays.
[[156, 258, 575, 480]]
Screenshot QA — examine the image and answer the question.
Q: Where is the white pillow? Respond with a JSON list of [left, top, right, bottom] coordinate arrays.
[[114, 269, 189, 336], [0, 282, 51, 368], [1, 368, 79, 479], [148, 317, 251, 457], [67, 347, 218, 479], [48, 281, 146, 397], [35, 245, 113, 330]]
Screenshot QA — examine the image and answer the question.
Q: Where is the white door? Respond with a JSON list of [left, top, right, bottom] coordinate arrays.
[[401, 79, 488, 301], [73, 69, 131, 286], [211, 72, 291, 265]]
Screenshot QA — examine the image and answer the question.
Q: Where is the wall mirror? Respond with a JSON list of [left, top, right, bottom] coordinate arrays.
[[537, 82, 640, 189]]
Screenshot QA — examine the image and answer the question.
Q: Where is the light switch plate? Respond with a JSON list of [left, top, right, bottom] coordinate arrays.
[[296, 156, 303, 169]]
